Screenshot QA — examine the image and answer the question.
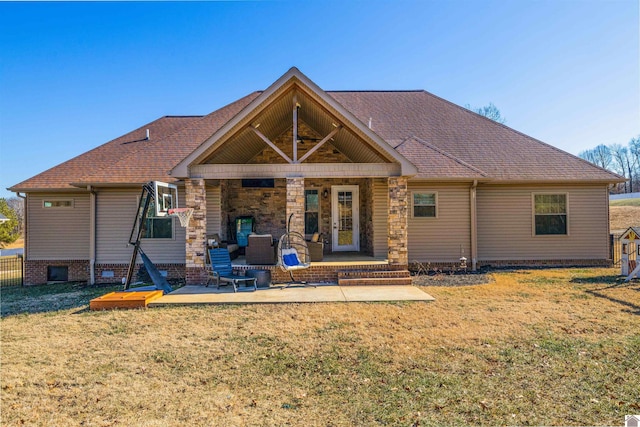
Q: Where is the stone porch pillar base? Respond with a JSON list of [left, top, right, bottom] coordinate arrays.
[[286, 177, 305, 235], [387, 176, 409, 267], [185, 179, 207, 285]]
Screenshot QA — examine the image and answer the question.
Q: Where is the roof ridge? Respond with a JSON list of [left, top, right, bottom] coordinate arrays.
[[400, 136, 489, 177], [76, 91, 264, 185], [416, 90, 625, 181], [9, 116, 192, 190], [327, 90, 425, 93], [72, 116, 201, 185]]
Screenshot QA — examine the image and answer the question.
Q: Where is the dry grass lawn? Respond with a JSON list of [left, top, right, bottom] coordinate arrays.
[[610, 205, 640, 233], [1, 268, 639, 426], [1, 238, 24, 250]]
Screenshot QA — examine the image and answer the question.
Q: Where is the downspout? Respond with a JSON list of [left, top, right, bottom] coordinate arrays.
[[88, 186, 96, 285], [470, 180, 478, 271], [17, 192, 27, 261]]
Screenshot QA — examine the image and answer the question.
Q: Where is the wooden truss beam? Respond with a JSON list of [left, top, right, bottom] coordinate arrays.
[[250, 125, 293, 164], [297, 125, 342, 163], [293, 94, 299, 162]]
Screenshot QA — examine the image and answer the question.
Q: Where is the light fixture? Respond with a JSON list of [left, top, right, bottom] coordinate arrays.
[[323, 189, 329, 198]]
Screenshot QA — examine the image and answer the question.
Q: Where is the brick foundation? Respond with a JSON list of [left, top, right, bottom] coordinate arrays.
[[186, 266, 209, 285], [409, 259, 612, 273], [24, 259, 89, 285], [477, 259, 612, 269], [229, 263, 408, 285], [94, 263, 185, 284]]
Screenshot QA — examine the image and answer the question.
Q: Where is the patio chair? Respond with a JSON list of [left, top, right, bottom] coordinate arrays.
[[245, 234, 276, 265], [206, 248, 257, 292], [306, 233, 324, 262]]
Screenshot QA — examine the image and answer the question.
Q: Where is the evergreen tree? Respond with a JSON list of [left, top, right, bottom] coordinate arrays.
[[0, 198, 20, 247]]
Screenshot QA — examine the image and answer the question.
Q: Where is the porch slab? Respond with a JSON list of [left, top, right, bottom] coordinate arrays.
[[148, 284, 434, 306]]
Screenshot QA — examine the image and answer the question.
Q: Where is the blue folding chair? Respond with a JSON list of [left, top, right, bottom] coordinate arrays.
[[206, 248, 257, 292]]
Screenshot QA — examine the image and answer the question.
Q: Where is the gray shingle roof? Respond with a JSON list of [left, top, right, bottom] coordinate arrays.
[[9, 86, 622, 192]]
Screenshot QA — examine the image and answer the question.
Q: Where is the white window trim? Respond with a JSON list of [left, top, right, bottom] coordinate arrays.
[[411, 191, 438, 219], [304, 188, 321, 238], [43, 199, 74, 208], [531, 192, 570, 237]]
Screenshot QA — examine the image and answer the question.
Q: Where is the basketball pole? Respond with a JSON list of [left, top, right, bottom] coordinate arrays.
[[124, 182, 155, 289]]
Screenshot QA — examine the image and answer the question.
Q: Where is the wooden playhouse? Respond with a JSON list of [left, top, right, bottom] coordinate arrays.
[[620, 227, 640, 282]]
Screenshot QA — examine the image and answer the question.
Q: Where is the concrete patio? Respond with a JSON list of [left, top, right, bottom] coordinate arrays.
[[148, 284, 434, 306]]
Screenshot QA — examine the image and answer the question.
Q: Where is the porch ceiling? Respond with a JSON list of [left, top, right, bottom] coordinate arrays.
[[202, 87, 388, 165]]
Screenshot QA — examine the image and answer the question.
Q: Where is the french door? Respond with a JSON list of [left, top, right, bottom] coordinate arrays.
[[331, 185, 359, 252]]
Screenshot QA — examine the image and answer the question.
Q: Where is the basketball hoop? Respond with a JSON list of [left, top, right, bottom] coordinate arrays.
[[168, 208, 194, 228]]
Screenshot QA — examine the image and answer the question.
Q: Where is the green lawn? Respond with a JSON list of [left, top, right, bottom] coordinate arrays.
[[610, 197, 640, 206]]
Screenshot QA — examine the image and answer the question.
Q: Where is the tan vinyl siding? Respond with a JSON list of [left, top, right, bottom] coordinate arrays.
[[27, 193, 90, 260], [96, 189, 185, 264], [206, 185, 222, 235], [372, 178, 388, 257], [476, 184, 609, 260], [408, 183, 471, 262]]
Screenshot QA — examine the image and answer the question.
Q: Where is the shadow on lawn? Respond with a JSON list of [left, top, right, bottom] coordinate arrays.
[[584, 288, 640, 316], [569, 275, 623, 285], [570, 276, 640, 316], [0, 282, 122, 317]]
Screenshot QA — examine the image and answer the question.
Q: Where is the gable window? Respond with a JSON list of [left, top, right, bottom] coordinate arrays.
[[412, 192, 437, 218], [43, 199, 73, 208], [142, 199, 173, 239], [305, 189, 319, 235], [533, 194, 568, 235]]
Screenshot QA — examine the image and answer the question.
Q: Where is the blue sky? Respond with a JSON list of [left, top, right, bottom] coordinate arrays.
[[1, 0, 638, 199]]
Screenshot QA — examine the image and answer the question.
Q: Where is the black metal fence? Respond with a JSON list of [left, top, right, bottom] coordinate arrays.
[[610, 233, 622, 267], [0, 255, 23, 287]]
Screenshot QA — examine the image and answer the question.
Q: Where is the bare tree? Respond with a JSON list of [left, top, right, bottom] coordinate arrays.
[[579, 135, 640, 194], [579, 144, 612, 170], [611, 144, 635, 193], [465, 103, 506, 124], [629, 136, 640, 191]]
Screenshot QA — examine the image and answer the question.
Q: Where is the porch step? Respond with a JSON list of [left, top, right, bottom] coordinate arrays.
[[337, 269, 412, 286]]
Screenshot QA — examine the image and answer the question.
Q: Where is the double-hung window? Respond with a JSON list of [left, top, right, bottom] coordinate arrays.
[[533, 193, 568, 235], [412, 192, 437, 218], [304, 189, 320, 235]]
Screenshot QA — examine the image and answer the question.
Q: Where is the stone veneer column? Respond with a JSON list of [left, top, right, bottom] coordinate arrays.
[[387, 176, 408, 266], [286, 177, 305, 235], [185, 178, 207, 285]]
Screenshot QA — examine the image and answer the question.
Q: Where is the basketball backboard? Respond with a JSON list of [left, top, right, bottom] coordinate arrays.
[[153, 181, 179, 217]]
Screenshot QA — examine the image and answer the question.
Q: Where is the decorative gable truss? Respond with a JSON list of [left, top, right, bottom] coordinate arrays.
[[171, 67, 417, 180]]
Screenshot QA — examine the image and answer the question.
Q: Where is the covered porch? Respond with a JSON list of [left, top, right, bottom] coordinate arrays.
[[170, 68, 416, 285]]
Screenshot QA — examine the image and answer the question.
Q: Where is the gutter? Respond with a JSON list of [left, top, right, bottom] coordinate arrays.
[[470, 180, 478, 271], [16, 193, 27, 261], [88, 185, 96, 285]]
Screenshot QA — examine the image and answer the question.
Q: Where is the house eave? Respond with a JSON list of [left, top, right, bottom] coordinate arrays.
[[407, 177, 491, 183], [189, 163, 405, 179], [479, 178, 625, 185], [7, 186, 90, 194]]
